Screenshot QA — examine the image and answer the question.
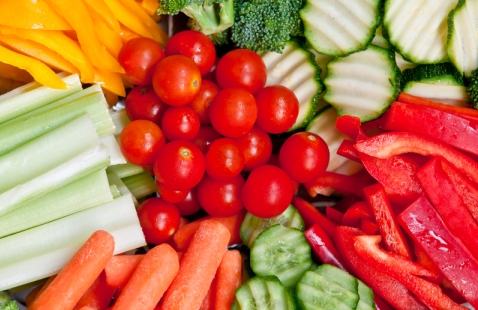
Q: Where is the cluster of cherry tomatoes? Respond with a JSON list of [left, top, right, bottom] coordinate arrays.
[[118, 31, 330, 244]]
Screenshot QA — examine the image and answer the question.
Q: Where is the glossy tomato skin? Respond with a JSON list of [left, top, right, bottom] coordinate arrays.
[[209, 88, 257, 138], [152, 55, 202, 106], [193, 126, 221, 153], [279, 132, 330, 183], [235, 127, 272, 170], [125, 86, 167, 123], [166, 30, 216, 76], [161, 107, 201, 140], [242, 165, 295, 218], [216, 49, 266, 93], [255, 86, 299, 134], [190, 80, 218, 124], [119, 120, 164, 166], [119, 37, 165, 85], [197, 175, 244, 217], [157, 182, 188, 203], [153, 141, 205, 190], [176, 190, 201, 216], [138, 198, 181, 244], [206, 138, 244, 179]]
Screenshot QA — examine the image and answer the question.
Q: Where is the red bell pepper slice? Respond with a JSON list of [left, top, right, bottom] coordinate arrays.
[[336, 115, 362, 139], [355, 132, 478, 184], [360, 219, 379, 235], [363, 184, 411, 258], [325, 207, 343, 224], [337, 139, 360, 161], [413, 243, 442, 281], [334, 226, 427, 310], [305, 224, 344, 269], [293, 197, 336, 236], [400, 195, 478, 308], [342, 202, 372, 227], [304, 171, 373, 197]]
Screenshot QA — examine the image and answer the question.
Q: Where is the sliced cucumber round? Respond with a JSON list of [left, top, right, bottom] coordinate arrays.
[[357, 280, 375, 310]]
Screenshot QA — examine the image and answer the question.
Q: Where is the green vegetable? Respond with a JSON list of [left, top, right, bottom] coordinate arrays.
[[108, 163, 144, 179], [469, 68, 478, 108], [401, 63, 464, 86], [0, 292, 18, 310], [123, 172, 157, 200]]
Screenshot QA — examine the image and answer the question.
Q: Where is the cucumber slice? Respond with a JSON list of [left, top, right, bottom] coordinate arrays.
[[262, 42, 324, 130], [384, 0, 458, 64], [395, 53, 416, 71], [324, 45, 400, 121], [240, 205, 304, 248], [448, 0, 478, 76], [357, 280, 376, 310], [250, 225, 312, 287], [371, 27, 390, 49], [300, 0, 382, 57], [233, 277, 295, 310]]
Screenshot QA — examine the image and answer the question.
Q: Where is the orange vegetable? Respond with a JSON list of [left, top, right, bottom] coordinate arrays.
[[0, 76, 24, 94], [120, 0, 167, 44], [119, 25, 140, 43], [94, 69, 125, 97], [83, 0, 120, 33], [104, 255, 143, 289], [161, 220, 231, 310], [74, 272, 115, 310], [212, 250, 243, 310], [140, 0, 161, 17], [90, 11, 123, 57], [200, 288, 213, 310], [112, 244, 179, 310], [0, 62, 32, 82], [30, 230, 115, 310]]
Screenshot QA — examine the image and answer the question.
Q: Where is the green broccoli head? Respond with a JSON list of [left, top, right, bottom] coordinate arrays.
[[468, 69, 478, 108], [0, 292, 19, 310], [157, 0, 190, 15]]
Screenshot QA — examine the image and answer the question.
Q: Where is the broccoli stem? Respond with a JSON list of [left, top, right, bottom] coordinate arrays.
[[183, 1, 234, 35]]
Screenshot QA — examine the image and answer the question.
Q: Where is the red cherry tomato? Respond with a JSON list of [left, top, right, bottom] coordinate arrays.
[[190, 80, 218, 124], [206, 138, 244, 180], [125, 86, 167, 123], [119, 120, 164, 166], [166, 30, 216, 76], [209, 88, 257, 138], [119, 37, 165, 85], [235, 127, 272, 170], [197, 175, 244, 217], [193, 126, 221, 153], [157, 182, 188, 203], [161, 107, 200, 140], [279, 132, 330, 183], [176, 190, 201, 216], [216, 49, 266, 93], [255, 86, 299, 134], [152, 55, 202, 106], [153, 141, 205, 190], [137, 198, 180, 244], [242, 165, 295, 218]]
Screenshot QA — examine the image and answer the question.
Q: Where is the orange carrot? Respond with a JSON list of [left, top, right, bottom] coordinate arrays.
[[161, 220, 231, 310], [104, 255, 143, 289], [26, 277, 55, 307], [112, 244, 179, 310], [212, 250, 243, 310], [199, 288, 213, 310], [74, 272, 115, 310], [30, 230, 115, 310]]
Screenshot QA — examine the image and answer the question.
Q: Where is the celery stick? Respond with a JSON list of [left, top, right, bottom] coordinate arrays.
[[0, 170, 113, 238], [0, 194, 146, 291], [110, 109, 130, 135], [123, 172, 157, 200], [108, 163, 144, 179], [0, 116, 99, 194], [107, 172, 133, 197], [0, 74, 82, 123], [0, 145, 109, 216], [100, 135, 126, 165], [109, 185, 122, 198]]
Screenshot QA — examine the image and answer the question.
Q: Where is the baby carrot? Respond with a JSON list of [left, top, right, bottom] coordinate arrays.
[[74, 272, 115, 310], [104, 255, 143, 289], [213, 250, 243, 310]]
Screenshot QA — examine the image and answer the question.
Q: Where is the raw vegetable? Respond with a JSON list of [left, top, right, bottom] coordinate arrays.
[[190, 80, 218, 124], [75, 272, 115, 310], [0, 292, 19, 310], [107, 163, 144, 179], [104, 255, 143, 289], [137, 198, 181, 244], [205, 138, 244, 180], [124, 86, 166, 123], [305, 171, 372, 197], [209, 250, 243, 310], [122, 172, 157, 200], [196, 175, 244, 217], [293, 197, 336, 236], [468, 68, 478, 108], [235, 127, 272, 170], [161, 107, 201, 140], [305, 224, 343, 269]]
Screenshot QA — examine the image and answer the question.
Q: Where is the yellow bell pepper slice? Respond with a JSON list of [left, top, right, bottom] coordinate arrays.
[[0, 62, 33, 83], [89, 11, 123, 57], [119, 25, 141, 43], [120, 0, 166, 44], [83, 0, 120, 33], [140, 0, 161, 18], [0, 0, 71, 31], [0, 35, 77, 74], [45, 0, 124, 73], [0, 44, 65, 88], [94, 69, 125, 97]]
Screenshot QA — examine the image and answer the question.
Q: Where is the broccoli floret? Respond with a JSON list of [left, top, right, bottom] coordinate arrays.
[[231, 0, 304, 53], [158, 0, 234, 36], [0, 292, 19, 310], [468, 69, 478, 108]]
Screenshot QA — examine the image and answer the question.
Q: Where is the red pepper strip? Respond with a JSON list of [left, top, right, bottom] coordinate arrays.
[[355, 132, 478, 184], [374, 296, 394, 310], [360, 219, 379, 235], [304, 171, 373, 198], [337, 140, 360, 162], [397, 93, 478, 123], [416, 158, 478, 261], [400, 196, 478, 308], [325, 206, 344, 224], [413, 243, 443, 282], [293, 197, 336, 236], [364, 184, 411, 258], [336, 115, 362, 139], [334, 226, 427, 310], [342, 202, 373, 227], [305, 224, 344, 269]]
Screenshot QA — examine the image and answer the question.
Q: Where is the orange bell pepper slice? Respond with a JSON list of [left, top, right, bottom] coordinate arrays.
[[89, 11, 123, 57], [94, 69, 125, 97], [0, 0, 70, 30], [140, 0, 161, 17], [119, 25, 141, 43], [83, 0, 120, 33], [120, 0, 166, 44]]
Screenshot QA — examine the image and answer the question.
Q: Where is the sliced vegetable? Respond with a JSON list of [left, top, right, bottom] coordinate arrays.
[[122, 172, 156, 200], [104, 255, 143, 289], [305, 224, 344, 269], [108, 164, 144, 179], [75, 272, 115, 310], [293, 197, 336, 236], [305, 171, 373, 197], [211, 250, 243, 310]]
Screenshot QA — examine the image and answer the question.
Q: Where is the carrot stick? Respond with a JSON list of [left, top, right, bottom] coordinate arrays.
[[199, 288, 213, 310], [30, 230, 115, 310], [161, 220, 231, 310], [104, 255, 143, 289], [26, 277, 55, 307], [112, 244, 179, 310], [74, 272, 115, 310], [213, 250, 243, 310]]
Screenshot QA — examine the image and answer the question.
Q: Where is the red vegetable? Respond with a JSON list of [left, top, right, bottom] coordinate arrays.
[[305, 171, 372, 197], [161, 107, 201, 140], [325, 207, 344, 224], [305, 224, 343, 269], [138, 198, 181, 244], [341, 202, 372, 227], [235, 127, 272, 170], [197, 175, 244, 217], [176, 190, 201, 216], [157, 183, 189, 204], [335, 115, 362, 139], [293, 197, 336, 237], [193, 126, 221, 153], [205, 138, 244, 180], [360, 219, 379, 235], [125, 86, 166, 123], [190, 80, 218, 124], [336, 140, 360, 162]]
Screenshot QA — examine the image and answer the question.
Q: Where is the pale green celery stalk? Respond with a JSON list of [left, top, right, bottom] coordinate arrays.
[[0, 116, 99, 194], [107, 163, 144, 179], [0, 145, 109, 216], [110, 109, 130, 135], [0, 194, 146, 291], [123, 172, 157, 200], [107, 172, 133, 197], [100, 135, 126, 165], [0, 170, 113, 238], [0, 92, 114, 155], [0, 74, 82, 123], [109, 185, 122, 198]]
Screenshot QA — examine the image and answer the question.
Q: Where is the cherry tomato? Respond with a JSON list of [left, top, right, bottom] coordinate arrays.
[[242, 165, 295, 218], [152, 55, 202, 106], [209, 88, 257, 138], [216, 49, 266, 93], [157, 182, 188, 203], [119, 120, 164, 166], [119, 37, 165, 85], [176, 190, 201, 216], [193, 126, 221, 153], [206, 138, 244, 180], [279, 132, 330, 183], [138, 198, 181, 244], [161, 107, 200, 140], [255, 86, 299, 134], [125, 86, 167, 123], [153, 141, 205, 190], [197, 175, 244, 217], [166, 30, 216, 76], [190, 80, 218, 124], [235, 127, 272, 170]]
